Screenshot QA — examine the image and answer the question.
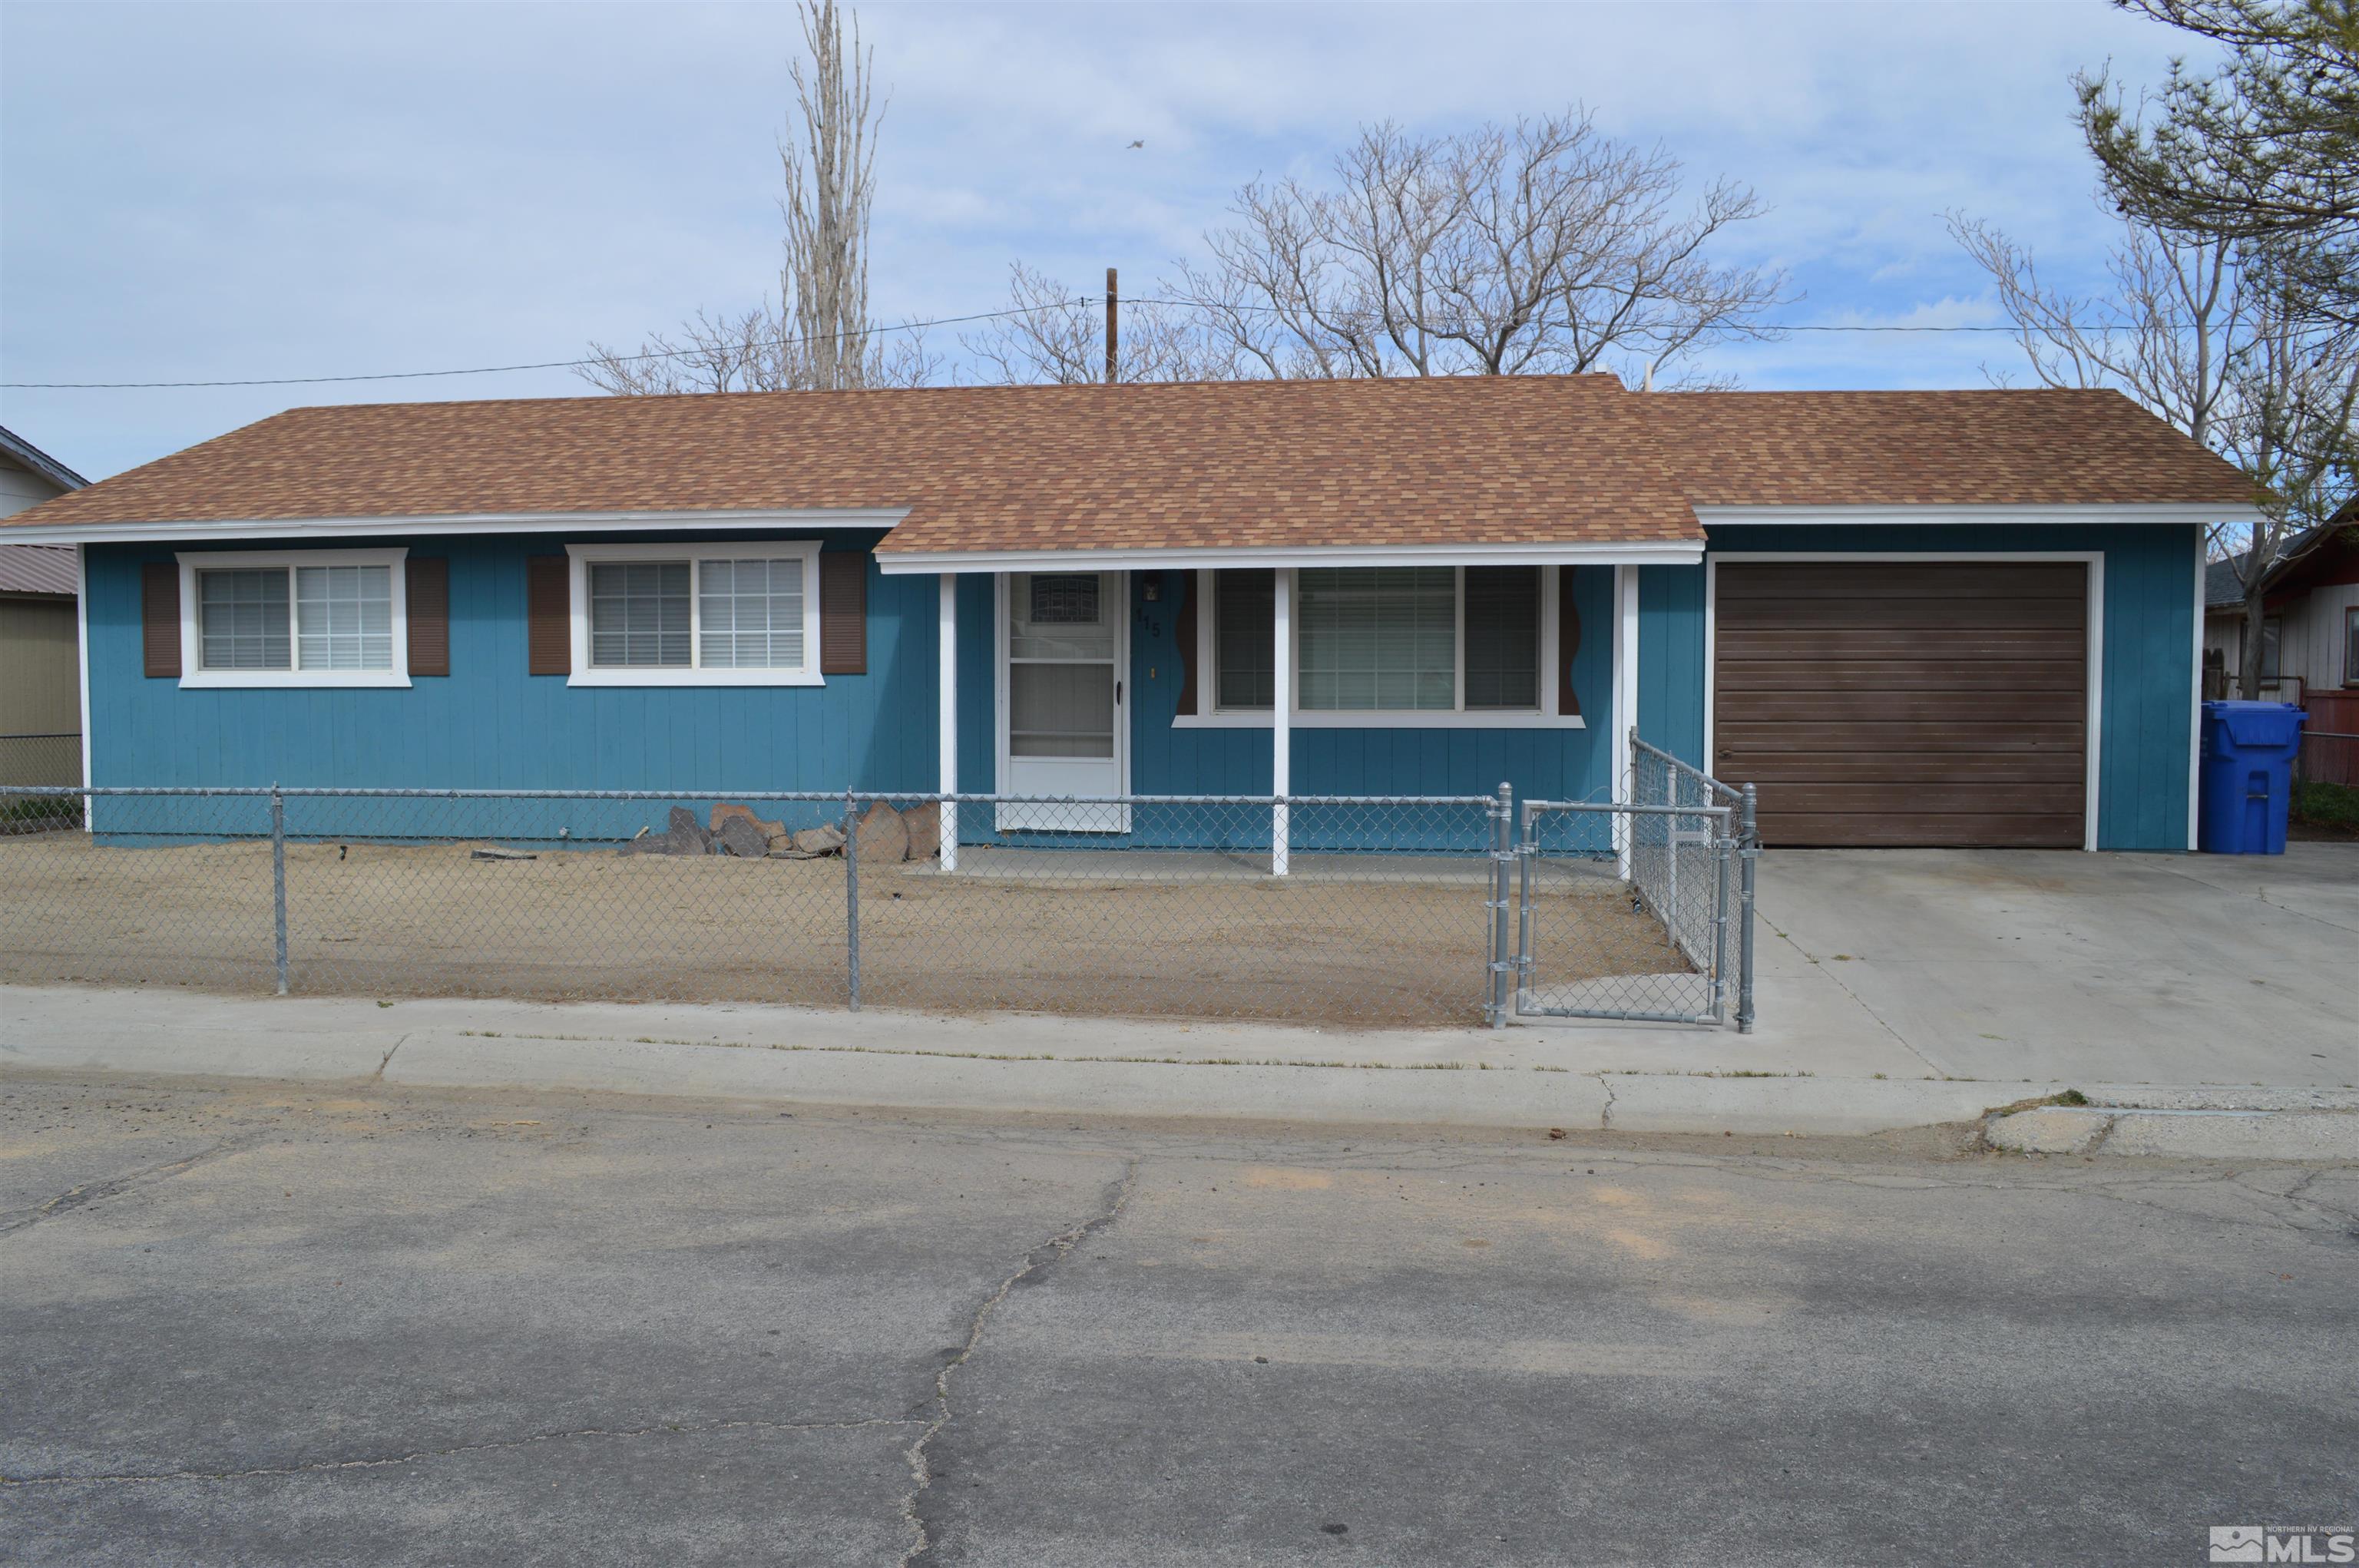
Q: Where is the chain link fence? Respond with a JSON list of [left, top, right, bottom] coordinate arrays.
[[1514, 737, 1758, 1030], [0, 762, 1758, 1031], [0, 734, 81, 833]]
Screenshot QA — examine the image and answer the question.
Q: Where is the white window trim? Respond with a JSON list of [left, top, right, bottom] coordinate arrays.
[[176, 548, 411, 690], [1175, 567, 1586, 730], [564, 540, 824, 688]]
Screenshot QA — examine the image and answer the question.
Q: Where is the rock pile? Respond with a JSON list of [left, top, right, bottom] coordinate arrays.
[[624, 800, 941, 862]]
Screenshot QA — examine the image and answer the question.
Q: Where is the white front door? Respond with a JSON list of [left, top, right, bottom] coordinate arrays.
[[1000, 571, 1129, 832]]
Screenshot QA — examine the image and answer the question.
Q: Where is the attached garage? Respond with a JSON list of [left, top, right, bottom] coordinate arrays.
[[1709, 558, 2093, 849]]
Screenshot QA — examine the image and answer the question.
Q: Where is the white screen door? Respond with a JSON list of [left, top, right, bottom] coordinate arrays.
[[1001, 571, 1128, 831]]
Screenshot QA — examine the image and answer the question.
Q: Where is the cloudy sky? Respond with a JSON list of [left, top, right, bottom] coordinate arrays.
[[2, 1, 2210, 481]]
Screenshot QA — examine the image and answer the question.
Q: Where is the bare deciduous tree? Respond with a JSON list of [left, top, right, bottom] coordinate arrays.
[[966, 111, 1783, 390], [580, 0, 935, 395], [961, 263, 1247, 385], [1950, 213, 2242, 445], [779, 0, 875, 389], [1954, 205, 2357, 696], [1159, 111, 1786, 386]]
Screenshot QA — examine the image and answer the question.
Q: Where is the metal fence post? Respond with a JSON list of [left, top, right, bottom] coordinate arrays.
[[843, 789, 862, 1011], [1735, 782, 1758, 1035], [1487, 782, 1514, 1030], [270, 785, 289, 997], [1514, 799, 1535, 1006]]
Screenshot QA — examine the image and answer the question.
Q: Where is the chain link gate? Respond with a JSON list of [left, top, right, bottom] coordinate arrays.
[[1508, 736, 1758, 1031]]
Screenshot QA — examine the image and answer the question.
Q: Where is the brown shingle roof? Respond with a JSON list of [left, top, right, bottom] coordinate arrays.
[[2, 379, 2256, 552], [1651, 387, 2253, 508], [3, 375, 1699, 552]]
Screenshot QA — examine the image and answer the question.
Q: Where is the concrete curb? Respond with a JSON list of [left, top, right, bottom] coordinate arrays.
[[1982, 1103, 2359, 1161], [3, 984, 2351, 1157]]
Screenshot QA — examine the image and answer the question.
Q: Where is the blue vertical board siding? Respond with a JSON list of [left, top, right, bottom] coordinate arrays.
[[953, 571, 994, 797], [1636, 564, 1706, 769], [1704, 524, 2200, 852], [1127, 569, 1270, 796], [93, 531, 2192, 849], [87, 531, 942, 838]]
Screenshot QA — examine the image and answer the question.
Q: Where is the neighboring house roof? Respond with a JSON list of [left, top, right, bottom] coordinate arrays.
[[0, 426, 90, 493], [2206, 502, 2359, 612], [0, 378, 2258, 558], [0, 543, 78, 596], [2206, 553, 2251, 610], [1649, 388, 2252, 508]]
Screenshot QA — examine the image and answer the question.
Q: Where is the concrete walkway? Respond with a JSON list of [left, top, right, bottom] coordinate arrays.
[[7, 984, 2354, 1157]]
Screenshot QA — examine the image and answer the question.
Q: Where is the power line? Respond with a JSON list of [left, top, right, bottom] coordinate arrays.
[[1120, 293, 2041, 335], [0, 297, 2098, 392], [0, 302, 1087, 390]]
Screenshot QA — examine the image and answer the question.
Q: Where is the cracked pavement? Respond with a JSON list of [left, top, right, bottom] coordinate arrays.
[[2, 1074, 2354, 1565]]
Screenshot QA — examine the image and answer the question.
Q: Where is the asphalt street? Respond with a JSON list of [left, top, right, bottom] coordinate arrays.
[[2, 1073, 2353, 1566]]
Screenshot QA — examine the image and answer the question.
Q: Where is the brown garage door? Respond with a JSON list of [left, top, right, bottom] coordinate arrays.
[[1712, 561, 2087, 848]]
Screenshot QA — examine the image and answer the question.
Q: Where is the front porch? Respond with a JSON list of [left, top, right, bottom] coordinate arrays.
[[917, 554, 1694, 873]]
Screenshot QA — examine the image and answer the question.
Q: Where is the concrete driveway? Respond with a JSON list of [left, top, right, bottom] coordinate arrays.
[[1749, 840, 2357, 1087]]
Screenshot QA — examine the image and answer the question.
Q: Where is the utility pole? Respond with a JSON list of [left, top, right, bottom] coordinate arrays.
[[1105, 266, 1119, 384]]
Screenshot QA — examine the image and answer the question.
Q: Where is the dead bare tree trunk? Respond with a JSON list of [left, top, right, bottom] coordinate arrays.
[[779, 0, 877, 390], [2239, 591, 2271, 699], [579, 0, 935, 395]]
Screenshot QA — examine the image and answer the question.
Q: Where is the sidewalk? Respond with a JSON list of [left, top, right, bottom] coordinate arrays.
[[6, 984, 2354, 1158]]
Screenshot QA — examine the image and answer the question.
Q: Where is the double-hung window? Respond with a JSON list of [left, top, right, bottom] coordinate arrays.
[[567, 541, 823, 686], [1205, 565, 1552, 721], [177, 549, 409, 688]]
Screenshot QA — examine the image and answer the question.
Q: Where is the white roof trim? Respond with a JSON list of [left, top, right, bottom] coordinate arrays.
[[1693, 502, 2258, 527], [0, 506, 911, 546], [878, 540, 1705, 574]]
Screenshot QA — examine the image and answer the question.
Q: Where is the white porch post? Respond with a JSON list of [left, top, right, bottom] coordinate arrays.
[[1272, 567, 1292, 876], [938, 572, 958, 872], [1613, 564, 1639, 879]]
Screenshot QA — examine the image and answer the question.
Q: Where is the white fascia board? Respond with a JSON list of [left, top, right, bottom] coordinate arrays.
[[1694, 502, 2260, 528], [1175, 710, 1587, 731], [0, 508, 911, 547], [878, 541, 1705, 574]]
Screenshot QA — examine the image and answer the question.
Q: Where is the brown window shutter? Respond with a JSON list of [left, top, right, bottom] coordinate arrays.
[[1173, 570, 1199, 716], [526, 556, 569, 676], [406, 557, 450, 676], [141, 561, 181, 678], [819, 551, 867, 675], [1557, 565, 1581, 717]]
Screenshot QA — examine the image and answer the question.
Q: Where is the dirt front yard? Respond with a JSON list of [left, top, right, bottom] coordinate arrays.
[[0, 834, 1686, 1029]]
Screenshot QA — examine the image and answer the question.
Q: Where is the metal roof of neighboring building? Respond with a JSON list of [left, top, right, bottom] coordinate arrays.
[[0, 543, 79, 596]]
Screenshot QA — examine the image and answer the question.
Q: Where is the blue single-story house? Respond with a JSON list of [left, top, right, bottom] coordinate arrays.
[[3, 375, 2252, 853]]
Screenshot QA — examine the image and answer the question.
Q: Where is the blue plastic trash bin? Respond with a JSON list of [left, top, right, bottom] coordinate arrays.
[[2197, 700, 2308, 854]]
